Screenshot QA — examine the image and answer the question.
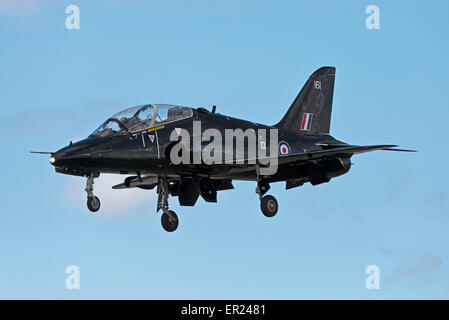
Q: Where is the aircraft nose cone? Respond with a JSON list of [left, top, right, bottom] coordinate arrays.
[[49, 155, 56, 165], [52, 139, 93, 167], [51, 149, 72, 167], [51, 150, 65, 166]]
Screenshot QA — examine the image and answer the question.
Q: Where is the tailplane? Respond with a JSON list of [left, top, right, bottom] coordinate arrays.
[[275, 66, 335, 134]]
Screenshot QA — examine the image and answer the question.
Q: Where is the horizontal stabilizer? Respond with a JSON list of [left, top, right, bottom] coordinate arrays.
[[381, 147, 417, 152]]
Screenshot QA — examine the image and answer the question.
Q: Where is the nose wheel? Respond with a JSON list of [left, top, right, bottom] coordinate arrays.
[[85, 172, 101, 213], [87, 195, 101, 212]]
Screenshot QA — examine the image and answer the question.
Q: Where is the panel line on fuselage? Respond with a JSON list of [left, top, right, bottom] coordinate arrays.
[[155, 131, 160, 159]]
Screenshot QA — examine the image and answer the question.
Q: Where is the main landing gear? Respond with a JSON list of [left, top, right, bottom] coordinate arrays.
[[256, 180, 278, 218], [157, 177, 179, 232], [85, 172, 101, 212], [83, 171, 275, 231], [83, 172, 178, 232]]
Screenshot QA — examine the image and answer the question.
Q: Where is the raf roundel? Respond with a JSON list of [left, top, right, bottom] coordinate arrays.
[[278, 141, 291, 155]]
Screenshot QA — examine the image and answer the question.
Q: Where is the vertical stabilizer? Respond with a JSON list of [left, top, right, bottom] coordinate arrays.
[[275, 67, 335, 134]]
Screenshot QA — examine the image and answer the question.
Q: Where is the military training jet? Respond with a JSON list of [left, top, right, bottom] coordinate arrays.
[[32, 67, 414, 232]]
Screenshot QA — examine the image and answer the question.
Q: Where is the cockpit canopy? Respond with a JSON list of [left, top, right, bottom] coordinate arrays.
[[90, 104, 193, 137]]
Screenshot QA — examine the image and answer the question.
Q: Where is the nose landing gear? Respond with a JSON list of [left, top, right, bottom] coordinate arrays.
[[85, 172, 101, 212], [157, 177, 179, 232]]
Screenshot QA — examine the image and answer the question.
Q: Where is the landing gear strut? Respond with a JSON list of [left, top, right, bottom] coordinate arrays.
[[256, 179, 278, 218], [157, 177, 179, 232], [85, 172, 101, 212]]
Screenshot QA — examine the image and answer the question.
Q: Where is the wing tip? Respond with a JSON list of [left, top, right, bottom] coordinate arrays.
[[382, 147, 417, 152]]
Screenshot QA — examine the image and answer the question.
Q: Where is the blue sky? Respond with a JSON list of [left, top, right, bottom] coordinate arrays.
[[0, 0, 448, 299]]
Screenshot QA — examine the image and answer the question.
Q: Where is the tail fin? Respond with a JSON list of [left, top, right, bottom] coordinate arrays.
[[275, 66, 335, 134]]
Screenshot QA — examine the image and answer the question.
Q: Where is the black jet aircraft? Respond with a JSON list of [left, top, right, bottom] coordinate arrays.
[[32, 67, 414, 232]]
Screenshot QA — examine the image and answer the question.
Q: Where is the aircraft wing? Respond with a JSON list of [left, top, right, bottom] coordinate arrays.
[[231, 144, 416, 166], [277, 144, 416, 165]]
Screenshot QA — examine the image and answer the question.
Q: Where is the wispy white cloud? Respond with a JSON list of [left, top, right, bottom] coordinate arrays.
[[389, 252, 443, 284], [381, 247, 448, 298], [62, 173, 157, 216]]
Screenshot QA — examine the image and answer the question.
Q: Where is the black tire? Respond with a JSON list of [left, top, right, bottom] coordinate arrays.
[[87, 196, 101, 212], [161, 210, 179, 232], [260, 195, 278, 217]]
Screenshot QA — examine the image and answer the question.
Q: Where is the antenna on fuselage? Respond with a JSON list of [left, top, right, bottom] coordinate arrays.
[[212, 105, 216, 113]]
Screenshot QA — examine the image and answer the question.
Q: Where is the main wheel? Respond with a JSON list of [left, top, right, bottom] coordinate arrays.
[[260, 195, 278, 217], [161, 210, 179, 232], [87, 196, 101, 212]]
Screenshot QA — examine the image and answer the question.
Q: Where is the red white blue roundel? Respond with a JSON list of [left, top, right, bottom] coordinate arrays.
[[278, 141, 290, 155]]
